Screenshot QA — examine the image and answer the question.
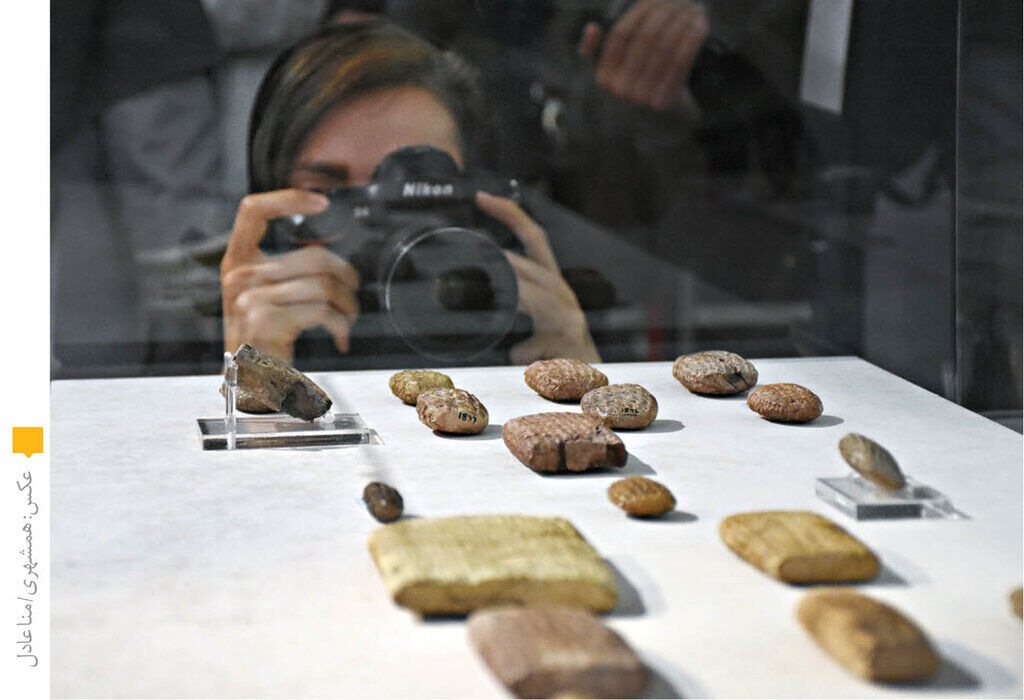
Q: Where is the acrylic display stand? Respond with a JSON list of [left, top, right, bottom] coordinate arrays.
[[816, 474, 963, 520], [197, 352, 380, 450]]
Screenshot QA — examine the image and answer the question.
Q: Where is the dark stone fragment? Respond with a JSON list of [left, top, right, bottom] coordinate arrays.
[[231, 344, 332, 421], [363, 482, 404, 522]]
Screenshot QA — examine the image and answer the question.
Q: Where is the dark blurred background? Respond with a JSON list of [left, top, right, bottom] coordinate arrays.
[[50, 0, 1021, 430]]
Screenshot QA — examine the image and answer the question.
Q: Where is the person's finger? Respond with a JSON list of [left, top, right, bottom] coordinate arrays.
[[509, 334, 554, 365], [650, 6, 708, 109], [638, 7, 698, 108], [223, 189, 329, 267], [244, 301, 353, 354], [476, 191, 559, 272], [596, 0, 651, 89], [616, 0, 681, 101], [252, 245, 360, 290], [505, 251, 577, 307], [578, 22, 603, 59], [234, 274, 360, 320]]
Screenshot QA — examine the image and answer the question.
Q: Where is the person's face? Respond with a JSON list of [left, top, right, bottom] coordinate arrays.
[[289, 86, 463, 191]]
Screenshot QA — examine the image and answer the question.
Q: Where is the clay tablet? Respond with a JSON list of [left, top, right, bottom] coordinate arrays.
[[607, 476, 675, 517], [720, 511, 879, 583], [797, 589, 940, 682], [839, 433, 905, 490], [231, 343, 332, 421], [581, 383, 658, 429], [367, 515, 617, 615], [747, 383, 823, 423], [416, 387, 488, 434], [468, 607, 647, 699], [503, 412, 627, 473], [389, 370, 454, 405], [524, 359, 608, 401], [672, 350, 758, 395]]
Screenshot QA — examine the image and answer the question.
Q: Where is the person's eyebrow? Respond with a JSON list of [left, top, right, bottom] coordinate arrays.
[[293, 162, 350, 183]]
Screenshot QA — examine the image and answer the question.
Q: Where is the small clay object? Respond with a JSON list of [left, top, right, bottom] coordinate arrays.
[[436, 266, 495, 311], [219, 384, 275, 414], [231, 343, 332, 421], [581, 384, 658, 429], [468, 606, 647, 699], [367, 515, 617, 614], [607, 476, 675, 517], [524, 359, 608, 401], [389, 370, 454, 405], [503, 412, 627, 473], [796, 589, 940, 682], [672, 350, 758, 395], [839, 433, 905, 490], [416, 387, 488, 434], [747, 383, 823, 423], [1011, 587, 1023, 619], [363, 482, 403, 523], [720, 511, 879, 583]]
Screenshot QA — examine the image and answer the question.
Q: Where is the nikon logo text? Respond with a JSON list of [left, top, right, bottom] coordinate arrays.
[[403, 182, 455, 197]]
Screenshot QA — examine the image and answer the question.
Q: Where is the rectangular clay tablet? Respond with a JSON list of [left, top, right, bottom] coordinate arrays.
[[468, 606, 647, 698], [797, 589, 940, 682], [719, 511, 879, 583], [367, 515, 618, 615], [503, 413, 627, 473]]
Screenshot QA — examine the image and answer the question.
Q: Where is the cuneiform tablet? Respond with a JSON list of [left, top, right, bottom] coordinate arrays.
[[389, 370, 455, 405], [367, 515, 617, 615], [672, 350, 758, 395], [416, 387, 489, 434], [503, 412, 627, 473], [607, 476, 675, 517], [581, 384, 658, 429], [747, 383, 823, 423], [839, 433, 905, 490], [524, 359, 608, 401], [796, 589, 940, 682], [220, 383, 275, 414], [231, 343, 332, 421], [720, 511, 879, 583], [468, 607, 647, 699]]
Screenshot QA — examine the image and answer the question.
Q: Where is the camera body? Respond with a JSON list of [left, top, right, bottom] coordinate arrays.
[[266, 145, 524, 362]]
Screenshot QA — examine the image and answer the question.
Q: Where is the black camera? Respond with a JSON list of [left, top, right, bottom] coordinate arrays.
[[266, 145, 524, 362]]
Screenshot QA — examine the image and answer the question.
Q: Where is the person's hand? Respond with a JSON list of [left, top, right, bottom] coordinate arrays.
[[475, 192, 600, 365], [579, 0, 708, 112], [220, 189, 360, 364]]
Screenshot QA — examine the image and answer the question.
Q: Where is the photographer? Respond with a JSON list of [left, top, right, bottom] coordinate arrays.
[[220, 20, 600, 365]]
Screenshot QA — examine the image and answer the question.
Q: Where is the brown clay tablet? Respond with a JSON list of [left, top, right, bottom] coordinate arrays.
[[796, 589, 940, 682], [607, 476, 675, 517], [389, 370, 454, 405], [1011, 587, 1023, 619], [839, 433, 905, 490], [232, 343, 332, 420], [672, 350, 758, 395], [416, 387, 488, 434], [524, 358, 608, 401], [503, 412, 627, 473], [363, 482, 403, 523], [581, 384, 658, 429], [468, 606, 647, 699], [720, 510, 879, 583], [747, 383, 823, 423]]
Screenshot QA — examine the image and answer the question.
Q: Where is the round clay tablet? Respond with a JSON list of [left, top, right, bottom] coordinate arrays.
[[607, 476, 675, 517], [672, 351, 758, 395], [524, 359, 608, 401], [363, 482, 403, 522], [389, 370, 454, 405], [747, 383, 823, 423], [416, 387, 489, 434], [581, 384, 658, 429]]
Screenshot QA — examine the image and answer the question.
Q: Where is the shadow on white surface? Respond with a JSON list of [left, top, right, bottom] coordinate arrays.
[[536, 453, 657, 478], [774, 414, 845, 428], [432, 423, 504, 441], [607, 559, 646, 617], [640, 419, 685, 434], [628, 510, 698, 524], [927, 641, 1019, 693]]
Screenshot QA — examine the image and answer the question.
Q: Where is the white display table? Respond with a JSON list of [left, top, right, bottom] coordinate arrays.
[[51, 358, 1023, 697]]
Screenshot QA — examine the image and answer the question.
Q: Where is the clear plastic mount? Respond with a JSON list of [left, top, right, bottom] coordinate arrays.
[[816, 474, 965, 520]]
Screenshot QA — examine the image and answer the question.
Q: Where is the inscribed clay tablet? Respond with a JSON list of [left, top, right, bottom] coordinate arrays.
[[220, 383, 275, 413], [581, 384, 658, 429], [524, 359, 608, 401], [796, 589, 940, 682], [367, 515, 617, 615], [389, 370, 454, 405], [503, 413, 627, 473], [720, 511, 879, 583], [672, 350, 758, 395], [839, 433, 905, 490], [232, 343, 332, 421], [747, 383, 823, 423], [607, 476, 675, 517], [468, 607, 647, 698], [416, 387, 488, 434]]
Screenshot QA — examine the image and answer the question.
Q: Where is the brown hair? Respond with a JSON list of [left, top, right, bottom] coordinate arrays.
[[248, 19, 483, 192]]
